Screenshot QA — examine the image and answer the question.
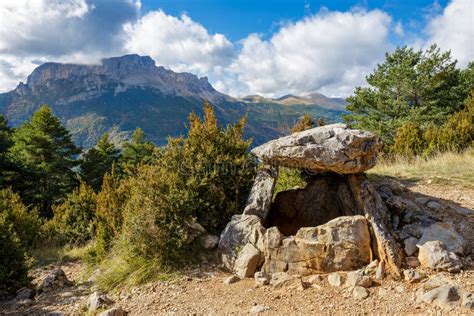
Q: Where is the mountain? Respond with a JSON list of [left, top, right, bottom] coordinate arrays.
[[241, 93, 346, 110], [0, 54, 345, 147]]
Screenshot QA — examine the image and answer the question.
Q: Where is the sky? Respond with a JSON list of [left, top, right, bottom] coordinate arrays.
[[0, 0, 472, 97]]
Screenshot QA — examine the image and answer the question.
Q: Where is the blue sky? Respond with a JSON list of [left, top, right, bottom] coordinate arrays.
[[0, 0, 472, 97]]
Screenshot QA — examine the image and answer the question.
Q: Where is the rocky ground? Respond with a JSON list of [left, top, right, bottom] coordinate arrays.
[[1, 178, 473, 315]]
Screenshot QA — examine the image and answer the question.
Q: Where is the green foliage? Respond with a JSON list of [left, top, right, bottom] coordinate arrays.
[[344, 45, 470, 147], [391, 122, 426, 157], [9, 105, 81, 217], [273, 167, 307, 196], [291, 114, 314, 133], [0, 212, 30, 295], [120, 128, 156, 172], [0, 188, 42, 249], [49, 182, 97, 246], [94, 168, 130, 258], [81, 133, 121, 192], [0, 115, 15, 189], [166, 101, 256, 232]]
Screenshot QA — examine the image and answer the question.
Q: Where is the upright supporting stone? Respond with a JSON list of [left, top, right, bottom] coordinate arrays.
[[348, 174, 403, 279], [243, 164, 278, 221]]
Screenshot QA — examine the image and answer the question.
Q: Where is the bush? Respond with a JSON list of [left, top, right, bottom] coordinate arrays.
[[391, 122, 426, 157], [50, 182, 97, 245], [0, 188, 42, 249], [0, 212, 30, 295]]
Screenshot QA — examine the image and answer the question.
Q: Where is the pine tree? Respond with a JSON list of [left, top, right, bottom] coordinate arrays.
[[9, 105, 81, 217], [0, 115, 14, 188], [120, 128, 155, 171], [344, 45, 469, 147], [80, 133, 121, 192], [291, 114, 314, 133]]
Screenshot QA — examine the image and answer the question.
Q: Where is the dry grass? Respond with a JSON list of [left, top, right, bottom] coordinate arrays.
[[369, 148, 474, 187], [30, 243, 94, 267]]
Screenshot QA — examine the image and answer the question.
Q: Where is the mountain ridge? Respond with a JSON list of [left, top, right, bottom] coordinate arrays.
[[0, 55, 345, 147]]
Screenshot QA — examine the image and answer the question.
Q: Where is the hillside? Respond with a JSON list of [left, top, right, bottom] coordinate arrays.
[[0, 55, 344, 147]]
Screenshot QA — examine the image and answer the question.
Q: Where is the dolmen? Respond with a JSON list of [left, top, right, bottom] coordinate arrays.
[[219, 124, 403, 279]]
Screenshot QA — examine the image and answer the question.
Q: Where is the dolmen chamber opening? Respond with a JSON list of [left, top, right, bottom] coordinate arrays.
[[218, 123, 403, 279]]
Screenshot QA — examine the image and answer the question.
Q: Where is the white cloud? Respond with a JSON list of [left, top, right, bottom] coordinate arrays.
[[394, 21, 404, 36], [225, 9, 392, 97], [123, 10, 235, 76], [425, 0, 474, 67]]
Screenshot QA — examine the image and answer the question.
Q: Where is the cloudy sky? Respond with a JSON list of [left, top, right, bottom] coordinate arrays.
[[0, 0, 472, 97]]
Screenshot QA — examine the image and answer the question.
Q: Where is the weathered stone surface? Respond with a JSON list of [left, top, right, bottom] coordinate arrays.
[[37, 269, 73, 293], [353, 286, 369, 300], [404, 237, 419, 256], [263, 216, 372, 275], [418, 222, 467, 254], [250, 304, 270, 314], [270, 272, 306, 290], [87, 291, 114, 311], [418, 241, 462, 272], [15, 288, 33, 300], [234, 243, 261, 278], [345, 271, 372, 288], [251, 124, 382, 174], [403, 269, 425, 283], [461, 291, 474, 309], [219, 215, 266, 270], [243, 165, 278, 220], [254, 271, 270, 286], [375, 261, 385, 280], [267, 174, 362, 236]]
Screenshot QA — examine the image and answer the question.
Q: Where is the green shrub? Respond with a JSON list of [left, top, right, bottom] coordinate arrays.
[[391, 122, 426, 157], [50, 182, 97, 245], [0, 188, 42, 249], [0, 212, 30, 295], [273, 167, 307, 196]]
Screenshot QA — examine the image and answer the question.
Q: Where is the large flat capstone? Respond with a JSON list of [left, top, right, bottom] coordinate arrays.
[[251, 124, 382, 174]]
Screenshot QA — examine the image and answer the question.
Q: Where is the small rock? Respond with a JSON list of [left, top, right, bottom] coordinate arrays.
[[234, 243, 261, 278], [345, 271, 372, 288], [404, 237, 419, 256], [418, 241, 462, 272], [460, 291, 474, 309], [418, 222, 467, 254], [405, 256, 420, 268], [396, 285, 406, 294], [250, 304, 270, 314], [14, 298, 34, 307], [87, 291, 114, 311], [426, 201, 442, 210], [270, 272, 306, 290], [403, 269, 425, 283], [375, 261, 385, 280], [353, 286, 369, 300], [415, 197, 429, 206], [99, 307, 128, 316], [223, 275, 240, 285], [422, 275, 452, 291], [201, 234, 219, 249], [421, 285, 460, 308], [364, 260, 378, 275], [37, 268, 73, 293], [328, 272, 343, 287], [15, 288, 33, 300], [254, 271, 270, 286], [307, 275, 323, 284]]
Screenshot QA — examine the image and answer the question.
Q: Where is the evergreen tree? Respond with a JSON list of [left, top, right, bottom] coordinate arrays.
[[344, 45, 470, 147], [80, 133, 120, 192], [9, 105, 80, 217], [0, 115, 14, 188], [120, 128, 155, 171], [291, 114, 314, 133]]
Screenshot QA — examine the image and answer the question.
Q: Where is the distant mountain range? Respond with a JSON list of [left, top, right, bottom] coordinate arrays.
[[0, 54, 346, 147]]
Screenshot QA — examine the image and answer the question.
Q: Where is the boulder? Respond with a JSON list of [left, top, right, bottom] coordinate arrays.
[[87, 291, 114, 311], [234, 243, 261, 278], [418, 241, 462, 272], [219, 215, 266, 270], [263, 216, 372, 275], [242, 165, 278, 220], [328, 273, 344, 287], [251, 124, 382, 174], [345, 271, 372, 288], [223, 275, 240, 285], [37, 268, 73, 293], [15, 288, 33, 300], [270, 272, 306, 290], [404, 237, 419, 256], [184, 221, 206, 244], [418, 222, 467, 254]]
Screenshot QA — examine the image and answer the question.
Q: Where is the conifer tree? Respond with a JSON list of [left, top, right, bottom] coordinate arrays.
[[120, 128, 155, 170], [80, 133, 120, 192], [0, 115, 14, 189], [9, 105, 80, 217]]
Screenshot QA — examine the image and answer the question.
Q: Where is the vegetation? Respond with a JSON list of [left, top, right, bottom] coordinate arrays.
[[345, 45, 473, 155]]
